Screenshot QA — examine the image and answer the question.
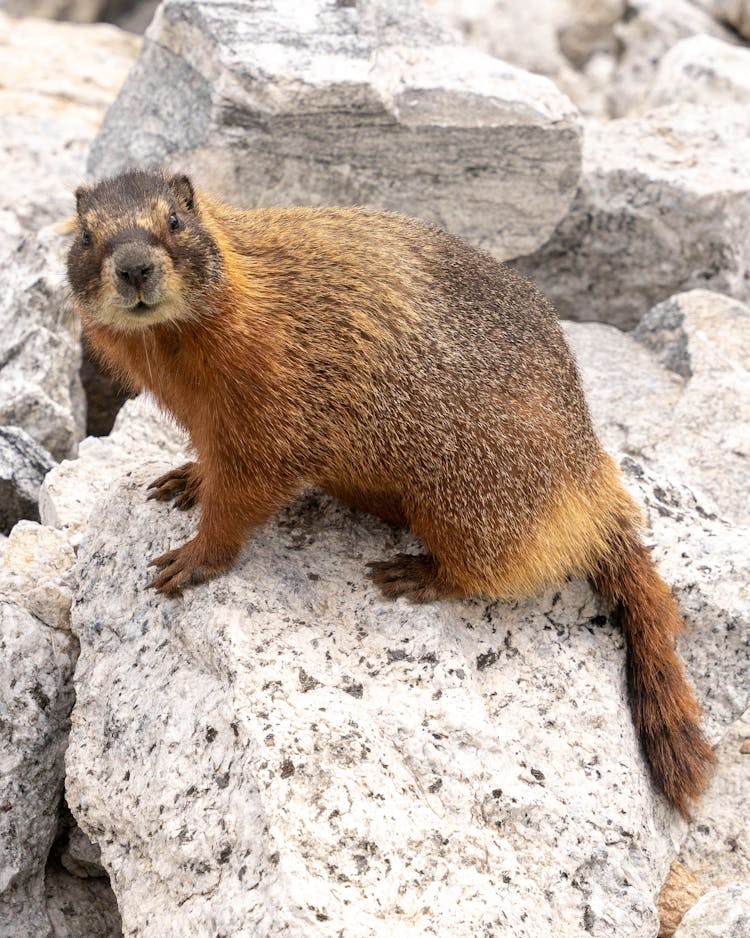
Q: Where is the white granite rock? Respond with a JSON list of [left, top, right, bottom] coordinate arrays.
[[0, 597, 78, 938], [645, 34, 750, 112], [514, 108, 750, 329], [563, 291, 750, 527], [40, 389, 745, 937], [676, 710, 750, 892], [607, 0, 737, 117], [672, 882, 750, 937], [0, 520, 77, 631], [87, 0, 582, 262]]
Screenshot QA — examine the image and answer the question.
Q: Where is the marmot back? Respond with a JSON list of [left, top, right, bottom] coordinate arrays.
[[67, 168, 715, 817]]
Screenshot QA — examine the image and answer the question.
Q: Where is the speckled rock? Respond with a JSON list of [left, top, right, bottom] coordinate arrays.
[[514, 108, 750, 329], [645, 34, 750, 112], [632, 290, 750, 525], [88, 0, 582, 262], [0, 597, 78, 938], [606, 0, 737, 117], [0, 520, 76, 631], [0, 426, 56, 534], [43, 390, 747, 937], [676, 710, 750, 892], [672, 883, 750, 937]]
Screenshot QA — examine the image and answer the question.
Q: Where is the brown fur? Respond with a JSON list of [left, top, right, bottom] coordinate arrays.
[[67, 169, 715, 816]]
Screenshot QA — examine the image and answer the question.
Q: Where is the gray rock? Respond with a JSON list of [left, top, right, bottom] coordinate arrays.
[[0, 12, 138, 462], [514, 108, 750, 329], [672, 883, 750, 937], [0, 426, 56, 534], [632, 290, 750, 525], [88, 0, 582, 261], [677, 710, 750, 892], [0, 598, 78, 938], [607, 0, 737, 117], [45, 858, 123, 938], [40, 393, 746, 936], [645, 34, 750, 112]]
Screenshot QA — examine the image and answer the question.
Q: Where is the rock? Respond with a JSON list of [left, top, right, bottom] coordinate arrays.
[[1, 520, 76, 631], [0, 229, 86, 461], [39, 395, 188, 546], [60, 822, 106, 879], [0, 426, 56, 534], [0, 598, 78, 938], [676, 709, 750, 891], [607, 0, 737, 117], [632, 290, 750, 525], [672, 883, 750, 937], [514, 107, 750, 330], [45, 858, 124, 938], [712, 0, 750, 39], [657, 861, 702, 937], [645, 34, 750, 112], [423, 0, 567, 77], [0, 11, 139, 462], [41, 396, 746, 937], [88, 0, 582, 262]]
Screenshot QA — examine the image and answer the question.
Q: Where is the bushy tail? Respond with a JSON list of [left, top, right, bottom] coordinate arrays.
[[592, 524, 716, 818]]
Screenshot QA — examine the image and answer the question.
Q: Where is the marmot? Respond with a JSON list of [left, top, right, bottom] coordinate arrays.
[[67, 169, 715, 816]]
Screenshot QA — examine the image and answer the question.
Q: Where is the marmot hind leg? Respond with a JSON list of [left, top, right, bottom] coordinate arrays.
[[367, 553, 462, 603]]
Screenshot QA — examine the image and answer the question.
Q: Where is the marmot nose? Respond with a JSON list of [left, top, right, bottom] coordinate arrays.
[[116, 264, 154, 291], [112, 243, 157, 294]]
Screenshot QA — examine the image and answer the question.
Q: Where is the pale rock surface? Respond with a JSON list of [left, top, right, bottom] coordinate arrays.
[[1, 520, 77, 631], [645, 34, 750, 112], [676, 710, 750, 891], [606, 0, 737, 117], [632, 290, 750, 525], [672, 883, 750, 937], [514, 108, 750, 330], [87, 0, 582, 261], [0, 12, 139, 462], [0, 594, 78, 938], [36, 383, 745, 937], [39, 395, 187, 546], [0, 426, 56, 533]]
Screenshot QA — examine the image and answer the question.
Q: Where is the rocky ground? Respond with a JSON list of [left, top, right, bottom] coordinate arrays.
[[0, 1, 748, 936]]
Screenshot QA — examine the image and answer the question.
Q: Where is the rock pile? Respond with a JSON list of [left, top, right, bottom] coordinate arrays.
[[1, 1, 748, 936]]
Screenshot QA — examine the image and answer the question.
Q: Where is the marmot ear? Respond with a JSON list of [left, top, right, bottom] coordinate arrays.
[[75, 185, 91, 215], [168, 174, 195, 212]]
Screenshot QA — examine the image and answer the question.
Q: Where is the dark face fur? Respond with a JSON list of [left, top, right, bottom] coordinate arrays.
[[67, 170, 221, 332]]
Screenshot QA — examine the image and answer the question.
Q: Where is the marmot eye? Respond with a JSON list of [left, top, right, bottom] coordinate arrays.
[[81, 230, 91, 246], [168, 213, 180, 231]]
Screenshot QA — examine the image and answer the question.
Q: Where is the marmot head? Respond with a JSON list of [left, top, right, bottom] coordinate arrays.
[[67, 169, 221, 332]]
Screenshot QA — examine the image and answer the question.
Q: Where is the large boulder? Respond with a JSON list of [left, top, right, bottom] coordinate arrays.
[[605, 0, 737, 117], [87, 0, 582, 261], [33, 382, 745, 937], [0, 523, 78, 938], [514, 105, 750, 329], [0, 12, 139, 461], [563, 290, 750, 527]]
